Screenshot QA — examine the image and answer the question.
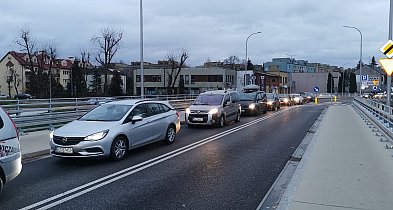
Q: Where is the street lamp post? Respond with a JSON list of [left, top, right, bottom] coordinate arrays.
[[140, 0, 144, 98], [245, 32, 261, 85], [343, 25, 363, 96], [387, 0, 393, 106]]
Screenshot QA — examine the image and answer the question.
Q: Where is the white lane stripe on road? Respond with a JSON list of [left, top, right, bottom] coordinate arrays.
[[20, 107, 295, 210]]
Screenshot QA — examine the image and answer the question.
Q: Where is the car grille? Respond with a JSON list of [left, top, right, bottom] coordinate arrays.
[[53, 136, 85, 146], [188, 113, 208, 123]]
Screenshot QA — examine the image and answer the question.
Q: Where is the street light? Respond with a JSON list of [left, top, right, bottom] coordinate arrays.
[[342, 25, 363, 96], [140, 0, 144, 98], [245, 31, 261, 85]]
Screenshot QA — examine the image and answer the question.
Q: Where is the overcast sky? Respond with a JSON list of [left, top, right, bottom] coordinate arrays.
[[0, 0, 390, 68]]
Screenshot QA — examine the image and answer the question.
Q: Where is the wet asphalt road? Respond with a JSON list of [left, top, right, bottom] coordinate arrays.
[[0, 103, 327, 210]]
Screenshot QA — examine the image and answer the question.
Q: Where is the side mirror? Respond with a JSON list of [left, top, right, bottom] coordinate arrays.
[[225, 101, 231, 106], [131, 116, 143, 124]]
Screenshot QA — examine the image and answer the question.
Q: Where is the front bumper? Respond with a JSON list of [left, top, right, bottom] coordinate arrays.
[[50, 136, 112, 158], [186, 113, 219, 126]]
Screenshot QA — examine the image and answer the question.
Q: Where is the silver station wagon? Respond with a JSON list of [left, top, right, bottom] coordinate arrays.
[[50, 99, 181, 161]]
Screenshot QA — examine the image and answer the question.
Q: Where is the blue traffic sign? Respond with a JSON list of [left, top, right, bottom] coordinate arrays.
[[372, 86, 378, 91], [314, 86, 320, 93], [361, 75, 368, 81]]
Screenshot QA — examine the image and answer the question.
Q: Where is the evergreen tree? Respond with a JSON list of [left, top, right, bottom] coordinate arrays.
[[338, 72, 343, 93], [71, 59, 87, 98], [370, 56, 377, 67], [349, 72, 357, 93], [109, 70, 123, 96], [178, 76, 185, 94], [90, 68, 102, 96], [247, 60, 254, 70], [327, 72, 334, 93]]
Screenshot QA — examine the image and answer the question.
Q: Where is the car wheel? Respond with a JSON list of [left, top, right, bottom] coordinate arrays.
[[263, 107, 267, 114], [110, 136, 128, 161], [218, 115, 225, 128], [164, 125, 176, 144], [234, 112, 240, 122], [277, 104, 280, 110]]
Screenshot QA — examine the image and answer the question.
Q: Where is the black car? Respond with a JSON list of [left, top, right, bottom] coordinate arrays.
[[239, 90, 267, 116], [14, 93, 34, 99]]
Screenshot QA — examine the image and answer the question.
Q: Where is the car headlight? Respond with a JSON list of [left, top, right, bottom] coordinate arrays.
[[84, 130, 109, 141], [186, 108, 191, 114], [283, 98, 289, 103], [249, 103, 256, 109], [49, 131, 54, 140], [267, 101, 273, 105], [295, 97, 300, 101], [208, 108, 218, 115]]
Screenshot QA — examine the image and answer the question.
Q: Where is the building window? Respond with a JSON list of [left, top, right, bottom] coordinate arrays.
[[136, 75, 141, 82], [185, 75, 190, 84], [208, 75, 223, 82], [144, 75, 161, 82]]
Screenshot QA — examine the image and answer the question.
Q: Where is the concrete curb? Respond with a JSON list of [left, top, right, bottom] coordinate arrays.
[[22, 149, 50, 162]]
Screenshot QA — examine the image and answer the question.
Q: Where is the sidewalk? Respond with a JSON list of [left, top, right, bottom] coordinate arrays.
[[278, 105, 393, 210], [19, 111, 186, 160]]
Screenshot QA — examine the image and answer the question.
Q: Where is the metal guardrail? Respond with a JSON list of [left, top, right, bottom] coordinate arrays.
[[0, 94, 197, 134], [353, 97, 393, 142]]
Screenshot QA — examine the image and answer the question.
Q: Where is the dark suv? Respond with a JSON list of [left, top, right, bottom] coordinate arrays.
[[239, 89, 267, 116]]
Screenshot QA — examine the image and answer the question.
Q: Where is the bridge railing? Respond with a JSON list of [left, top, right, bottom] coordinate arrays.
[[353, 97, 393, 141], [0, 94, 197, 134]]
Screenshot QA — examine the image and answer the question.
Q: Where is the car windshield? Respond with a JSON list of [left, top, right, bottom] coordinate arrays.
[[79, 104, 132, 121], [266, 94, 275, 99], [239, 92, 257, 101], [193, 94, 223, 105], [279, 94, 289, 98]]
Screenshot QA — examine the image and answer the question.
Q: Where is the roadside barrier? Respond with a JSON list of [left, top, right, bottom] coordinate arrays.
[[0, 95, 197, 134], [353, 97, 393, 142]]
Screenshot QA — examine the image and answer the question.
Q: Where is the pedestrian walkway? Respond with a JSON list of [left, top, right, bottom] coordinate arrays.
[[278, 104, 393, 210]]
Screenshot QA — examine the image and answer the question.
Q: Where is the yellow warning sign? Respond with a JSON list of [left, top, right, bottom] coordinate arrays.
[[379, 58, 393, 76], [380, 40, 393, 58], [373, 79, 378, 85]]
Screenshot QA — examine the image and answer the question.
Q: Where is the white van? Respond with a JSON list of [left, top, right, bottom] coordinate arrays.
[[185, 90, 241, 127], [0, 106, 22, 194]]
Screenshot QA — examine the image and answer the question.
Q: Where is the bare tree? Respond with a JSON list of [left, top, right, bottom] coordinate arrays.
[[166, 47, 189, 94], [224, 55, 240, 70], [92, 27, 123, 96], [16, 28, 36, 95]]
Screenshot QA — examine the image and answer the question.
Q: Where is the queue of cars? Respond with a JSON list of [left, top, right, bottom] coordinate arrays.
[[0, 89, 309, 194]]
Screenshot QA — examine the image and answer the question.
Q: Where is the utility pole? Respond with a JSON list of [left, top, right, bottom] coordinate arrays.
[[387, 0, 393, 106]]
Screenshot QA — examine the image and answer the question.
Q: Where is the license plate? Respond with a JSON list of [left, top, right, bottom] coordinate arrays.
[[193, 117, 203, 122], [55, 147, 73, 154]]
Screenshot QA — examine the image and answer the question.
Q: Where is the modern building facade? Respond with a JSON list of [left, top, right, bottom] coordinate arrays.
[[133, 67, 237, 95]]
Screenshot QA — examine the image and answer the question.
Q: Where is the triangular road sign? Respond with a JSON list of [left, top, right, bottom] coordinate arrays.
[[379, 58, 393, 76]]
